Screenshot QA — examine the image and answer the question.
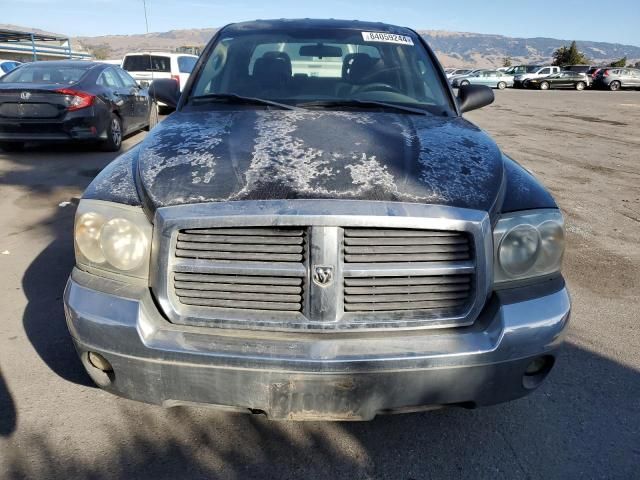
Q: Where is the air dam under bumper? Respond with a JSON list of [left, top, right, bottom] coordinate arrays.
[[64, 268, 571, 420]]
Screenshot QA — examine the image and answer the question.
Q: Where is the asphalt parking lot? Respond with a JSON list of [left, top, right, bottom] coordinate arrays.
[[0, 89, 638, 479]]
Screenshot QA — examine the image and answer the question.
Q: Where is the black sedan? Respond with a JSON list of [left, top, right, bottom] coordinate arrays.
[[0, 61, 158, 151], [523, 72, 588, 91]]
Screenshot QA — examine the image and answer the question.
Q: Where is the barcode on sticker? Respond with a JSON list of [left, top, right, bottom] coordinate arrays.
[[361, 32, 414, 45]]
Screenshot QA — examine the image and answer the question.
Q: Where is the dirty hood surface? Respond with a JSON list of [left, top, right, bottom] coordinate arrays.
[[137, 109, 504, 211]]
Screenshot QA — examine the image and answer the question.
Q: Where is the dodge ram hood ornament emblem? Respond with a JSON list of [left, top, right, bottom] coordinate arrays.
[[312, 265, 334, 287], [20, 92, 31, 100]]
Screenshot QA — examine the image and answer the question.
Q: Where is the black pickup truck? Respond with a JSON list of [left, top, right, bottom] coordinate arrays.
[[64, 19, 570, 421]]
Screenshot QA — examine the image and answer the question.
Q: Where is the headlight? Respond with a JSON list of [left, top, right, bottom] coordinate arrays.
[[493, 210, 565, 285], [74, 199, 152, 280]]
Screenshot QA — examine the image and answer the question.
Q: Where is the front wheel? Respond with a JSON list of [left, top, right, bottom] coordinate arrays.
[[497, 81, 507, 90], [144, 102, 159, 131], [100, 114, 123, 152], [575, 82, 586, 91], [539, 81, 550, 90], [609, 81, 621, 91]]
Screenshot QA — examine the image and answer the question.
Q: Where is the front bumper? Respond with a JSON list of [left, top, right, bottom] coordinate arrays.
[[64, 268, 571, 420]]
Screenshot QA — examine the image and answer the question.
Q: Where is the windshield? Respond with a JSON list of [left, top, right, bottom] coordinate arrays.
[[0, 64, 89, 84], [525, 65, 542, 73], [188, 28, 453, 115], [1, 62, 20, 74], [178, 56, 197, 73], [123, 55, 171, 72]]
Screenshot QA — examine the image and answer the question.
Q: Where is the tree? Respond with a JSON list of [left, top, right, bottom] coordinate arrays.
[[552, 41, 589, 66], [502, 56, 512, 68], [89, 44, 112, 60], [635, 61, 640, 69], [609, 56, 627, 67]]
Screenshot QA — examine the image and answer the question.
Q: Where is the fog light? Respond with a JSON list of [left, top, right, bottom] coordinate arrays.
[[88, 352, 113, 372], [523, 355, 554, 390], [525, 357, 548, 375]]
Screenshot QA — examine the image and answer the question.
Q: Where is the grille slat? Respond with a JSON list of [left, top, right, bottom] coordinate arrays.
[[345, 291, 469, 304], [176, 241, 303, 254], [345, 236, 468, 246], [345, 244, 469, 255], [175, 226, 305, 263], [344, 275, 470, 287], [345, 252, 470, 263], [173, 227, 306, 313], [343, 228, 471, 264], [175, 289, 301, 303], [344, 299, 468, 312], [174, 281, 302, 294], [182, 228, 304, 236], [343, 274, 473, 313], [344, 229, 460, 238], [174, 273, 301, 286], [178, 233, 304, 245], [344, 283, 470, 295], [179, 297, 302, 311]]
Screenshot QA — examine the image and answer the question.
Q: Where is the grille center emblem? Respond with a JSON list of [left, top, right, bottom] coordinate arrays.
[[20, 92, 31, 101], [312, 265, 334, 287]]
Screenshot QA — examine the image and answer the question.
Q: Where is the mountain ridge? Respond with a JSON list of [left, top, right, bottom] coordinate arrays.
[[3, 23, 639, 67]]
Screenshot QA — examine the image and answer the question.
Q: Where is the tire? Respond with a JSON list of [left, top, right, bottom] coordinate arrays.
[[497, 81, 507, 90], [459, 80, 470, 87], [540, 81, 550, 90], [144, 102, 159, 131], [609, 81, 621, 91], [0, 142, 24, 152], [100, 114, 123, 152], [575, 82, 586, 91]]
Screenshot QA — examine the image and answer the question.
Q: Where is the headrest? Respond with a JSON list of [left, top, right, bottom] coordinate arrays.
[[342, 53, 378, 84], [252, 51, 292, 88]]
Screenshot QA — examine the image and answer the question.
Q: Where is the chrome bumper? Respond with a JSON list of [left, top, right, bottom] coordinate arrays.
[[64, 268, 571, 420]]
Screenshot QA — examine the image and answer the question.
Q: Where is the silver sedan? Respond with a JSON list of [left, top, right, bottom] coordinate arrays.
[[451, 70, 514, 89]]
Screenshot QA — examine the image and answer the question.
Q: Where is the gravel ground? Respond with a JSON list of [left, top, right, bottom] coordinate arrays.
[[0, 89, 638, 479]]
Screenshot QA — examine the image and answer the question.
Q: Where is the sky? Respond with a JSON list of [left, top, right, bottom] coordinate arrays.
[[2, 0, 640, 46]]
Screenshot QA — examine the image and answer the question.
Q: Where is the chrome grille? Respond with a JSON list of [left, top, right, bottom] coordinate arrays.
[[173, 272, 303, 311], [172, 226, 306, 312], [343, 274, 473, 312], [176, 227, 304, 262], [155, 200, 491, 331], [343, 228, 471, 263]]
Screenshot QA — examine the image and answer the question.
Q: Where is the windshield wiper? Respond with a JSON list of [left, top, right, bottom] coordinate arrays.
[[190, 93, 297, 110], [297, 99, 429, 116]]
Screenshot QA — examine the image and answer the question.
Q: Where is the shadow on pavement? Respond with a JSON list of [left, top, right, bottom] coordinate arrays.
[[1, 343, 639, 479], [0, 369, 16, 436], [0, 142, 133, 387]]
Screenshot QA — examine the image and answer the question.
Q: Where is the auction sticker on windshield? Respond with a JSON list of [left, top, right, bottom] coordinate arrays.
[[361, 31, 414, 45]]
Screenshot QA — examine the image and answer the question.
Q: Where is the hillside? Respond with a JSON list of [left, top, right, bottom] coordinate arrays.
[[419, 30, 640, 67], [3, 23, 639, 67]]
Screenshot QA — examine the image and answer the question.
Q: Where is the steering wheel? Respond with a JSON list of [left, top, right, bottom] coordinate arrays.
[[352, 66, 404, 94], [357, 66, 404, 83], [355, 82, 403, 94]]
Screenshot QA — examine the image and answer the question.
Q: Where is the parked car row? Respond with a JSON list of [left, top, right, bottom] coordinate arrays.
[[0, 60, 158, 152], [445, 64, 640, 91]]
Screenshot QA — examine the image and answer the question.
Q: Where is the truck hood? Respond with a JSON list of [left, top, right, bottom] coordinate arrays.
[[136, 109, 504, 212]]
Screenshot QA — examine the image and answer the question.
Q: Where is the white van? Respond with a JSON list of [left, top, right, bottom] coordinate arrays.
[[121, 52, 198, 111]]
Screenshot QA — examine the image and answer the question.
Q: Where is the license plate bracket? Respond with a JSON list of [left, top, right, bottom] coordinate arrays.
[[269, 378, 371, 420]]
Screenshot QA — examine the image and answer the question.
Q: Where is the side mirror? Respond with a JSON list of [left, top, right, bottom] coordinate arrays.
[[149, 78, 180, 109], [457, 84, 494, 113]]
